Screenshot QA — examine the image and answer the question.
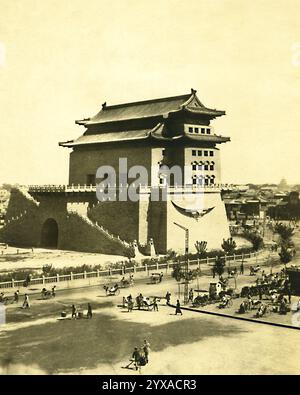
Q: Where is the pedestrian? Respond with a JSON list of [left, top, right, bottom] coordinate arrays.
[[240, 262, 244, 275], [51, 286, 56, 297], [143, 340, 150, 363], [14, 290, 19, 303], [165, 291, 171, 304], [132, 347, 141, 371], [189, 288, 194, 302], [127, 298, 134, 312], [159, 272, 164, 283], [122, 296, 127, 308], [152, 297, 158, 311], [71, 304, 77, 319], [286, 282, 292, 304], [22, 293, 30, 309], [175, 299, 183, 316], [258, 286, 262, 301], [26, 273, 31, 285], [87, 303, 93, 319], [124, 347, 141, 370], [212, 267, 216, 278], [136, 293, 142, 310]]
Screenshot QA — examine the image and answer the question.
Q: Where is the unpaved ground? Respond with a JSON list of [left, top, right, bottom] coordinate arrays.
[[0, 228, 299, 375], [0, 246, 126, 272], [1, 303, 299, 375], [0, 264, 299, 375], [0, 235, 251, 273]]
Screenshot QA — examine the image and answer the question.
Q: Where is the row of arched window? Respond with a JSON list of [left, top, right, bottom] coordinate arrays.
[[192, 175, 215, 185], [191, 161, 215, 171]]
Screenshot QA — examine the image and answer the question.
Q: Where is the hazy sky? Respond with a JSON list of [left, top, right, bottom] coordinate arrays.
[[1, 0, 300, 185]]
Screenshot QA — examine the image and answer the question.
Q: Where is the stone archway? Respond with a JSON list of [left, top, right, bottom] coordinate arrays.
[[40, 218, 58, 248]]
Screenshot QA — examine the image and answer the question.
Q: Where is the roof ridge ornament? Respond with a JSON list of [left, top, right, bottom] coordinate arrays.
[[191, 88, 197, 94], [102, 102, 107, 109]]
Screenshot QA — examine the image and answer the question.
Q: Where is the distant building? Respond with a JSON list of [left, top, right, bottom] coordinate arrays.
[[278, 178, 289, 191]]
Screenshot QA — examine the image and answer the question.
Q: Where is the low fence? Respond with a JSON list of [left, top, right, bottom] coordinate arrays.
[[0, 251, 275, 290]]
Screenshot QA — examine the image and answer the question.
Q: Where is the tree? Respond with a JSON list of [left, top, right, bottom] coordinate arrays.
[[279, 246, 293, 265], [221, 237, 237, 255], [214, 256, 225, 277], [274, 222, 295, 266], [125, 245, 135, 259], [244, 231, 264, 251], [1, 183, 13, 192], [165, 249, 177, 261], [194, 240, 207, 258], [171, 263, 184, 282], [274, 223, 294, 243], [42, 264, 53, 274]]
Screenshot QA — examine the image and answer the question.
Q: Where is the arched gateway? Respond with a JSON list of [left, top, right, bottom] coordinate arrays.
[[40, 218, 58, 248]]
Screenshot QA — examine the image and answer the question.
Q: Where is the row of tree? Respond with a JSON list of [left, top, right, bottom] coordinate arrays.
[[173, 233, 263, 282], [173, 222, 296, 282], [195, 233, 263, 258]]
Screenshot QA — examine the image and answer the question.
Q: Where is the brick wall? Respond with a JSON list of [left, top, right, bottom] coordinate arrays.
[[60, 212, 131, 255], [88, 200, 139, 243], [69, 143, 152, 186], [0, 189, 132, 256], [0, 188, 40, 246]]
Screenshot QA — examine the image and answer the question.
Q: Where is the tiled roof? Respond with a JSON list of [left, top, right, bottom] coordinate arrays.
[[80, 94, 191, 125], [59, 129, 151, 147], [76, 90, 225, 126], [60, 120, 231, 147], [185, 133, 230, 144]]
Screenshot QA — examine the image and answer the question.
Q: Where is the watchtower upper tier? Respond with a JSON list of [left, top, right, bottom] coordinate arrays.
[[59, 89, 230, 148]]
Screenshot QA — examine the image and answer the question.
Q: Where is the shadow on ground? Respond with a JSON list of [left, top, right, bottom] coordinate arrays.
[[0, 311, 245, 374]]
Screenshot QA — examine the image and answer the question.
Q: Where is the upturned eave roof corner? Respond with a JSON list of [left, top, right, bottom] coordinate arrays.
[[180, 88, 204, 109], [75, 118, 91, 126], [73, 89, 226, 127]]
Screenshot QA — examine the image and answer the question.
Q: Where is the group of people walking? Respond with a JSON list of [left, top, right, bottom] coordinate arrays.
[[0, 290, 30, 308], [126, 339, 151, 371], [2, 286, 93, 320], [70, 303, 93, 319], [123, 293, 159, 312]]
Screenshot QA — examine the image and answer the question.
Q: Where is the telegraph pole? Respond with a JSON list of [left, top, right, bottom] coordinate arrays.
[[174, 222, 189, 304]]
